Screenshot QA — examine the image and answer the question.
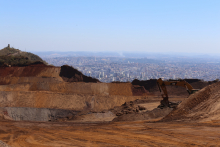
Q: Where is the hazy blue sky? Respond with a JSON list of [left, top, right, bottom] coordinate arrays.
[[1, 0, 220, 53]]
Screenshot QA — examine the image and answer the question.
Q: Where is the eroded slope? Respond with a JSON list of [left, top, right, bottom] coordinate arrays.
[[163, 82, 220, 122]]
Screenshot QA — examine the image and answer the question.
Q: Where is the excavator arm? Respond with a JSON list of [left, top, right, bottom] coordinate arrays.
[[157, 78, 199, 107]]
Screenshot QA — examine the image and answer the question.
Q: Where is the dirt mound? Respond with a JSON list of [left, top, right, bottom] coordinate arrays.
[[113, 107, 173, 121], [111, 101, 146, 116], [163, 82, 220, 122], [110, 99, 173, 121], [60, 65, 99, 83]]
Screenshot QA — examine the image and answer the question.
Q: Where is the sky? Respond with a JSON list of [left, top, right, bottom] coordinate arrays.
[[0, 0, 220, 53]]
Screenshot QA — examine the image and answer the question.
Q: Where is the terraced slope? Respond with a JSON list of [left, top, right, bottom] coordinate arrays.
[[0, 64, 151, 121]]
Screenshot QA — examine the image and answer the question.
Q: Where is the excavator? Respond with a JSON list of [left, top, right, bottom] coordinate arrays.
[[157, 78, 199, 107]]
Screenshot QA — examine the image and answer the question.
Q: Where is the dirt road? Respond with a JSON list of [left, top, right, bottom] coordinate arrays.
[[0, 120, 219, 147]]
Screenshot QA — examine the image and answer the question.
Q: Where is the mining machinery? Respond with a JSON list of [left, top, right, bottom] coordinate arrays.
[[157, 78, 199, 107]]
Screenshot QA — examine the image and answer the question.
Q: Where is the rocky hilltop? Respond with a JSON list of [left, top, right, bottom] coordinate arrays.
[[0, 44, 46, 66]]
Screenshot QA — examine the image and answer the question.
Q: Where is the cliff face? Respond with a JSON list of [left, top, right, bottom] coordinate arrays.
[[0, 62, 216, 122], [0, 65, 60, 78], [0, 64, 149, 118]]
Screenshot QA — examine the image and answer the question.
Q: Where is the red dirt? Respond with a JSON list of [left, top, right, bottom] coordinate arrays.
[[163, 82, 220, 122], [1, 120, 220, 146], [0, 65, 57, 77]]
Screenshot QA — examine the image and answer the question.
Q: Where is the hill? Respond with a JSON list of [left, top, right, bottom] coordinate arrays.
[[0, 45, 47, 66], [162, 81, 220, 122]]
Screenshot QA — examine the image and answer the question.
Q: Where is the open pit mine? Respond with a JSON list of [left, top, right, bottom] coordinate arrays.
[[1, 62, 220, 146]]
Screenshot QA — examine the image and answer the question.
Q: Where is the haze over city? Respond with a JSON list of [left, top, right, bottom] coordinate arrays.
[[1, 0, 220, 54]]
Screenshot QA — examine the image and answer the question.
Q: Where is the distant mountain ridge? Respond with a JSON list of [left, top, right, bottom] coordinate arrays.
[[0, 45, 47, 66]]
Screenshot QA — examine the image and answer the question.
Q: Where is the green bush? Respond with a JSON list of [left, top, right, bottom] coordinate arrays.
[[0, 46, 47, 66]]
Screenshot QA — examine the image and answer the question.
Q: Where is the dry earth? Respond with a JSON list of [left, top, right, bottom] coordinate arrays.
[[0, 119, 220, 147], [1, 96, 219, 147], [163, 82, 220, 122]]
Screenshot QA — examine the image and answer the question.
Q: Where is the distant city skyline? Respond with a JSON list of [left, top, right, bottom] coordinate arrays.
[[43, 56, 220, 82], [1, 0, 220, 53]]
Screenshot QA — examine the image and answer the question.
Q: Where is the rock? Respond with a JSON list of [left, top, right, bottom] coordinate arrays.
[[122, 110, 128, 113], [138, 105, 146, 110], [127, 111, 133, 114], [116, 113, 123, 116], [67, 115, 73, 120]]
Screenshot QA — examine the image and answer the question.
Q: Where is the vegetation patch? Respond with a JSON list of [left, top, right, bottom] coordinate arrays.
[[0, 46, 47, 66]]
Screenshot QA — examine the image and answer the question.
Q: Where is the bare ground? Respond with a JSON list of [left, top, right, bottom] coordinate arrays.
[[0, 96, 218, 147], [0, 119, 220, 147]]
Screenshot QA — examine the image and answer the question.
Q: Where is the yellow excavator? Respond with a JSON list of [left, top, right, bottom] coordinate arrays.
[[157, 78, 199, 107]]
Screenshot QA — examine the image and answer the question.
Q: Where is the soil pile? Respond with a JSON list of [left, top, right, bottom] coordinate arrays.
[[60, 65, 99, 83], [163, 82, 220, 122], [111, 101, 146, 116], [111, 100, 173, 121], [113, 107, 173, 121]]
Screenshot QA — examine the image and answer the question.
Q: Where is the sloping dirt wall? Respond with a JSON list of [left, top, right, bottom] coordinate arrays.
[[0, 82, 134, 96], [0, 66, 61, 77], [0, 83, 31, 92], [108, 83, 133, 96], [163, 82, 220, 122], [0, 91, 144, 112], [0, 77, 63, 85]]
